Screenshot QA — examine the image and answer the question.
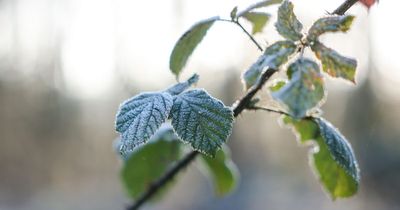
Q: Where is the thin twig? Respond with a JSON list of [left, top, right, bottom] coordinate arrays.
[[127, 1, 359, 209], [219, 18, 264, 52], [247, 106, 289, 116], [234, 20, 264, 52], [333, 0, 358, 15]]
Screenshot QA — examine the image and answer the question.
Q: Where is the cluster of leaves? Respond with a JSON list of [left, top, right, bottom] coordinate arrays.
[[115, 73, 237, 198], [114, 0, 363, 205], [241, 0, 359, 198]]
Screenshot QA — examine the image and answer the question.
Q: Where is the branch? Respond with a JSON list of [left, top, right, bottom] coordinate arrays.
[[333, 0, 358, 15], [127, 1, 358, 209]]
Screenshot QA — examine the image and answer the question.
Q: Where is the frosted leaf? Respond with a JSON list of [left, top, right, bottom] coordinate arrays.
[[115, 92, 173, 154], [283, 116, 360, 199], [165, 74, 199, 95], [315, 118, 360, 183], [272, 59, 325, 119], [311, 41, 357, 83], [242, 40, 296, 89], [170, 89, 234, 156], [275, 0, 303, 41], [307, 15, 355, 42]]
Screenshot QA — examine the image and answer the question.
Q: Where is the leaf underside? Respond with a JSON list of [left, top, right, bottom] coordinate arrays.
[[170, 89, 234, 156], [121, 126, 181, 200], [199, 145, 239, 196], [242, 12, 271, 34]]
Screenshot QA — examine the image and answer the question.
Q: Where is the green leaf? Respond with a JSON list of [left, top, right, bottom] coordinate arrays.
[[269, 80, 287, 92], [170, 89, 234, 156], [242, 40, 297, 89], [115, 92, 173, 154], [230, 6, 238, 20], [238, 0, 282, 17], [121, 125, 182, 199], [169, 17, 218, 78], [272, 59, 325, 119], [282, 115, 319, 143], [283, 116, 360, 199], [199, 145, 239, 196], [315, 118, 360, 185], [307, 15, 355, 42], [275, 0, 303, 41], [165, 74, 199, 95], [242, 12, 271, 34], [311, 41, 357, 83]]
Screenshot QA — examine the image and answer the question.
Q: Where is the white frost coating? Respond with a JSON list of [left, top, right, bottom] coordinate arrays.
[[316, 118, 360, 182], [242, 41, 296, 89], [165, 74, 199, 95], [170, 89, 234, 156], [115, 92, 174, 154]]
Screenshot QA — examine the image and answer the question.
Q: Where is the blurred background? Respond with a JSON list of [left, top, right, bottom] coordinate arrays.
[[1, 0, 399, 209]]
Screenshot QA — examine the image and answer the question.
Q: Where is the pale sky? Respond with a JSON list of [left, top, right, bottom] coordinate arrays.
[[0, 0, 397, 99]]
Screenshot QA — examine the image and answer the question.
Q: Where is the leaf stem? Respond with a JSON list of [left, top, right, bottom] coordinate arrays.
[[233, 20, 264, 52], [126, 1, 359, 209], [219, 18, 264, 52], [247, 106, 289, 116]]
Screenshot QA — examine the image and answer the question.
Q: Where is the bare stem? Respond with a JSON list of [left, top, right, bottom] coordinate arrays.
[[126, 1, 359, 209], [247, 106, 289, 116], [333, 0, 358, 15], [234, 20, 264, 52], [219, 18, 264, 52]]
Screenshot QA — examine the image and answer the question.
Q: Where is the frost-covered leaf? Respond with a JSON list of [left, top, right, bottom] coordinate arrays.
[[272, 59, 325, 119], [237, 0, 282, 17], [165, 74, 199, 95], [115, 92, 173, 154], [311, 41, 357, 83], [242, 12, 271, 34], [170, 89, 234, 156], [307, 15, 355, 42], [242, 41, 296, 89], [275, 0, 303, 41], [170, 17, 218, 78], [283, 116, 360, 199], [315, 118, 360, 185], [121, 125, 182, 199], [199, 145, 239, 196]]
